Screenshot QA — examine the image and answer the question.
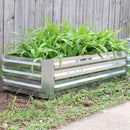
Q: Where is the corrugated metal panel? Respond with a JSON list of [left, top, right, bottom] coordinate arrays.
[[54, 52, 126, 90], [2, 55, 42, 95], [55, 69, 126, 90], [127, 39, 130, 68]]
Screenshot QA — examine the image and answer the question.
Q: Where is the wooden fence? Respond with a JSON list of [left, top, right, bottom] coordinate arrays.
[[0, 0, 130, 67]]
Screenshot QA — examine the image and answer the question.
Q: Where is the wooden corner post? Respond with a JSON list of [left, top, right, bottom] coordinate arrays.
[[41, 59, 55, 98]]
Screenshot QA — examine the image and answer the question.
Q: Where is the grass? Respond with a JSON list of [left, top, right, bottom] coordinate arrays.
[[0, 71, 130, 130]]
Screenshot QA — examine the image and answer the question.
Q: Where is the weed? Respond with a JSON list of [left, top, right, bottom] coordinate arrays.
[[1, 123, 8, 129], [28, 95, 34, 101], [8, 125, 19, 130], [66, 105, 86, 120], [0, 67, 2, 78], [11, 96, 16, 111]]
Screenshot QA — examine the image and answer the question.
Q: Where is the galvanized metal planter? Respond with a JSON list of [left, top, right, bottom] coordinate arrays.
[[2, 52, 127, 98], [127, 39, 130, 68]]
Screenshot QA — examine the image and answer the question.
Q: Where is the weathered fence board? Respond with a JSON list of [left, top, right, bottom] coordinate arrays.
[[69, 0, 77, 27], [25, 0, 35, 30], [102, 0, 109, 30], [0, 0, 3, 67], [44, 0, 53, 21], [126, 0, 130, 37], [53, 0, 62, 25], [0, 0, 130, 67], [115, 0, 121, 38], [15, 0, 25, 41], [76, 0, 84, 29], [119, 0, 127, 38], [83, 0, 90, 27], [94, 0, 104, 32], [4, 0, 15, 53], [127, 39, 130, 68], [89, 0, 96, 31], [35, 0, 45, 28], [61, 0, 70, 23]]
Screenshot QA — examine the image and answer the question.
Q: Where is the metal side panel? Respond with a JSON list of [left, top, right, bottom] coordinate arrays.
[[3, 73, 41, 85], [127, 57, 130, 67], [3, 63, 41, 73], [3, 85, 46, 98], [3, 79, 42, 92], [2, 55, 43, 96], [2, 55, 41, 66], [3, 68, 41, 78], [54, 59, 126, 80], [127, 41, 130, 67], [41, 59, 55, 98], [54, 52, 126, 69], [55, 68, 126, 91]]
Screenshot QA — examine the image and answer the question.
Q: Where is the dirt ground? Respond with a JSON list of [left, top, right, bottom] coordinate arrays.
[[0, 78, 29, 113]]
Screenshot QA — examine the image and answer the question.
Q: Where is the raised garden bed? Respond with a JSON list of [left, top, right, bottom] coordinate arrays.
[[127, 39, 130, 68], [2, 52, 127, 98], [2, 19, 129, 98]]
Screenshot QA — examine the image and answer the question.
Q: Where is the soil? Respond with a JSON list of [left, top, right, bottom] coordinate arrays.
[[0, 78, 29, 113]]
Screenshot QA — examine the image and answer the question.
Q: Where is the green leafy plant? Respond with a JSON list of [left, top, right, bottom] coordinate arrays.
[[0, 67, 2, 78], [5, 18, 129, 61], [1, 123, 8, 129], [11, 96, 16, 111]]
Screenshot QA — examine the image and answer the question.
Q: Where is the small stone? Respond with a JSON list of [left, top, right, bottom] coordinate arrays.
[[39, 120, 43, 123]]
